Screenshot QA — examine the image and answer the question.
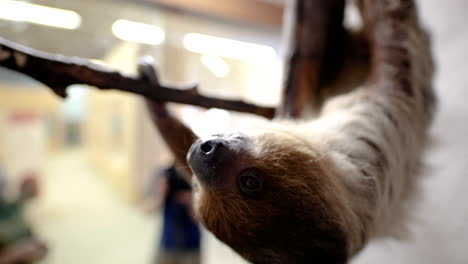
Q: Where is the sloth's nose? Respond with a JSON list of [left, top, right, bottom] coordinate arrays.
[[200, 138, 224, 157], [187, 134, 245, 187]]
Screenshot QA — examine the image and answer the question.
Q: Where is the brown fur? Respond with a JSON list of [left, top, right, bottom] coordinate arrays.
[[148, 0, 435, 263], [194, 134, 353, 263]]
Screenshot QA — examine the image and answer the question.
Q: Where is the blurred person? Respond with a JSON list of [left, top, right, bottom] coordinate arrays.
[[148, 164, 201, 264], [0, 169, 47, 263]]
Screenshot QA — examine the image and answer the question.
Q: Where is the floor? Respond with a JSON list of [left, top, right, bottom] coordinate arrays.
[[24, 0, 468, 263], [26, 151, 157, 264]]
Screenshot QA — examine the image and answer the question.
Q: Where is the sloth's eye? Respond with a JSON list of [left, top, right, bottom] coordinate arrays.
[[239, 169, 263, 196], [243, 176, 260, 190]]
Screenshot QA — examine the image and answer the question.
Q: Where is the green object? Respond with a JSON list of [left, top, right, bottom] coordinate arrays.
[[0, 201, 32, 247]]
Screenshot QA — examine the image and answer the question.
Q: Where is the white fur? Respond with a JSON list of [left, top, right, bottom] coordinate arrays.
[[253, 1, 434, 254]]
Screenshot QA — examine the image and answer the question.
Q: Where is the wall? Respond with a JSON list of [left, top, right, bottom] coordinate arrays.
[[0, 78, 61, 199]]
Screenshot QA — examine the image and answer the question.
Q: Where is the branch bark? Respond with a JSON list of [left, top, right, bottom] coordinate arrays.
[[279, 0, 345, 118], [0, 38, 275, 119]]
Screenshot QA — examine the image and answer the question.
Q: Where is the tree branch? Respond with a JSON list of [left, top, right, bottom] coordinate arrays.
[[0, 38, 275, 119], [279, 0, 345, 118]]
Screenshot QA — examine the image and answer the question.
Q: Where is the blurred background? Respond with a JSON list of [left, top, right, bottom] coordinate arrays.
[[0, 0, 467, 263]]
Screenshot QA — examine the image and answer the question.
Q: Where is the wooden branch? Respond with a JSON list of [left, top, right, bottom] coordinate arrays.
[[0, 38, 275, 119], [278, 0, 345, 118]]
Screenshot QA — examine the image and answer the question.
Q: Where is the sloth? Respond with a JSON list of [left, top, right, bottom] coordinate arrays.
[[143, 0, 436, 263]]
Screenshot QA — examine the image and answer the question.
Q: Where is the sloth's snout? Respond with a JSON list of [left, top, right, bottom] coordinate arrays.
[[187, 134, 246, 188]]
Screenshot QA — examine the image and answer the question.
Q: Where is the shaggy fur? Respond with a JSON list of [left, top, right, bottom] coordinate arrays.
[[150, 0, 436, 263]]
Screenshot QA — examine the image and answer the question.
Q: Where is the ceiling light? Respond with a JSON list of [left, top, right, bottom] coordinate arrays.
[[0, 0, 81, 30], [184, 33, 276, 62], [112, 19, 165, 45]]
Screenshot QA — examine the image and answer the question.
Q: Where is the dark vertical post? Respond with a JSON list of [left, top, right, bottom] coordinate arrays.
[[279, 0, 345, 118]]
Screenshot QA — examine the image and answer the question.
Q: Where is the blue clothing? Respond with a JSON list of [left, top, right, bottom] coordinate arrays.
[[160, 166, 201, 251]]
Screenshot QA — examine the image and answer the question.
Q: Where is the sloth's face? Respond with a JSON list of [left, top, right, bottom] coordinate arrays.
[[187, 130, 350, 263]]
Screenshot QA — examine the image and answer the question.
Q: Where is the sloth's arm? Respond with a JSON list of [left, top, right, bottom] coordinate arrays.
[[139, 62, 198, 180]]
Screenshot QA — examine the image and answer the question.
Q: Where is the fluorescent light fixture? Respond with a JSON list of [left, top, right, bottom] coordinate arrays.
[[0, 0, 81, 30], [201, 54, 230, 78], [112, 19, 165, 45], [184, 33, 276, 62]]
